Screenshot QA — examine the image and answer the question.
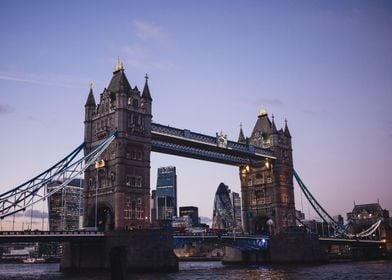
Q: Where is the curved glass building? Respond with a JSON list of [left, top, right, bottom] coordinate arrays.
[[212, 183, 234, 230]]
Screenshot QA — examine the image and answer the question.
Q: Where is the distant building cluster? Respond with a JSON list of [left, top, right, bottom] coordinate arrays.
[[150, 166, 245, 233]]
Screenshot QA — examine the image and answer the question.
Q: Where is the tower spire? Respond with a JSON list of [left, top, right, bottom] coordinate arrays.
[[142, 73, 152, 101], [238, 122, 246, 143], [271, 114, 277, 133], [85, 81, 96, 107], [284, 118, 291, 137], [258, 106, 267, 118], [114, 56, 124, 72]]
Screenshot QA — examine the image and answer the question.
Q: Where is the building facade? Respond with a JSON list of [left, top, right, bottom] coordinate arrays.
[[211, 183, 234, 230], [347, 202, 390, 240], [83, 62, 152, 230], [239, 109, 296, 234], [179, 206, 199, 226], [47, 178, 83, 231], [231, 192, 242, 232], [154, 166, 177, 220]]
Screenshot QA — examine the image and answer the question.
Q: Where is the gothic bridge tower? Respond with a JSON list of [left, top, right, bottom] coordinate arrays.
[[84, 61, 152, 230], [239, 109, 295, 234]]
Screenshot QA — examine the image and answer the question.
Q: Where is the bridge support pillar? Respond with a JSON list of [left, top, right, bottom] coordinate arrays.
[[222, 247, 268, 264], [269, 232, 327, 263], [60, 229, 178, 273]]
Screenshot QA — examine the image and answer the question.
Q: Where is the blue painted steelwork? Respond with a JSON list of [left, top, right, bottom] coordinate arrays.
[[151, 123, 275, 166], [0, 131, 117, 219], [294, 170, 382, 239], [294, 170, 347, 235], [173, 234, 269, 251]]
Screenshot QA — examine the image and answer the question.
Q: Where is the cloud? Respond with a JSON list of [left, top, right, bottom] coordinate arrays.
[[133, 20, 168, 42], [0, 104, 13, 114], [120, 20, 175, 71], [0, 73, 85, 89], [25, 209, 48, 219], [260, 97, 285, 108], [200, 216, 212, 224], [121, 43, 149, 68], [13, 209, 48, 219]]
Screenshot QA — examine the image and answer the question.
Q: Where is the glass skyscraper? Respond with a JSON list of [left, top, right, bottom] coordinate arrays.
[[154, 166, 177, 220], [47, 178, 84, 231], [231, 192, 242, 231], [212, 182, 234, 230]]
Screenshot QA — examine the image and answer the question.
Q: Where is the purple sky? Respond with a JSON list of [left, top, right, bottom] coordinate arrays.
[[0, 1, 391, 228]]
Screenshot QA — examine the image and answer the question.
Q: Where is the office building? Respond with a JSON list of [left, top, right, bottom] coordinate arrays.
[[212, 182, 234, 230], [179, 206, 199, 226], [47, 178, 84, 231], [154, 166, 177, 220], [231, 192, 242, 231]]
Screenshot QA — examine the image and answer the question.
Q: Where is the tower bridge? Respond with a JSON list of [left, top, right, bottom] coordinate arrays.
[[81, 63, 295, 235], [0, 62, 388, 271]]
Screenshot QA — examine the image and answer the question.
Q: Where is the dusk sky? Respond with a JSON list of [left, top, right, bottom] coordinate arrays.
[[0, 1, 391, 228]]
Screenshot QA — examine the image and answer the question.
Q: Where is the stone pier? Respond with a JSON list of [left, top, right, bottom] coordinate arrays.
[[222, 232, 327, 264], [60, 229, 178, 273]]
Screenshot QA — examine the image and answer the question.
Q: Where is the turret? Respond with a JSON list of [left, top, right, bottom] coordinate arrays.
[[284, 118, 291, 138], [141, 74, 152, 116], [238, 123, 246, 144], [84, 82, 96, 143]]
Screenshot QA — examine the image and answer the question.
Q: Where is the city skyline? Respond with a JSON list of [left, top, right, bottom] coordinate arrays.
[[1, 1, 391, 228]]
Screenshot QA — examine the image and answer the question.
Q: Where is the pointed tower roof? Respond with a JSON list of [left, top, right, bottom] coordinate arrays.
[[107, 58, 132, 93], [251, 107, 272, 138], [142, 73, 152, 101], [238, 123, 246, 143], [284, 118, 291, 138], [85, 82, 96, 107], [271, 114, 277, 133]]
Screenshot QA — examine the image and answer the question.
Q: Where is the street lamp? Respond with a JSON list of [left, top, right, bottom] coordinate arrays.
[[94, 159, 105, 230]]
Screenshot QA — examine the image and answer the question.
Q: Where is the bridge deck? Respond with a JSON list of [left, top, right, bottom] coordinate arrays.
[[0, 231, 104, 243], [151, 123, 275, 166]]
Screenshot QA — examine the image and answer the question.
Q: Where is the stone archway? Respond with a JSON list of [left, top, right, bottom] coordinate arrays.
[[97, 206, 114, 231], [253, 216, 269, 235]]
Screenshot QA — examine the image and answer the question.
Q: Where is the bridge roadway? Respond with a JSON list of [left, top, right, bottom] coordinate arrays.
[[151, 123, 275, 165], [0, 231, 384, 246], [0, 230, 104, 243]]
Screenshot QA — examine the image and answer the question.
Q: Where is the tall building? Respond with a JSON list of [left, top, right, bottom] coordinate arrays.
[[47, 178, 84, 231], [154, 166, 177, 220], [179, 206, 199, 226], [83, 62, 152, 230], [239, 109, 295, 234], [212, 183, 234, 230], [231, 192, 242, 231]]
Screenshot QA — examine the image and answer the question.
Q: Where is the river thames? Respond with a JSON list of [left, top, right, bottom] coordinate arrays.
[[0, 260, 391, 280]]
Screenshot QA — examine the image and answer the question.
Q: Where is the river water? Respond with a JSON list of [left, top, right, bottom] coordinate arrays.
[[0, 260, 391, 280]]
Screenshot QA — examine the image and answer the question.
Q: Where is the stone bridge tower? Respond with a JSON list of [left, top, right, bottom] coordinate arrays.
[[239, 109, 296, 234], [83, 61, 152, 230]]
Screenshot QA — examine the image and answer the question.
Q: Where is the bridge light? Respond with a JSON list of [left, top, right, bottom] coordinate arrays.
[[262, 238, 265, 243], [241, 165, 250, 177], [95, 159, 105, 169], [265, 160, 270, 169]]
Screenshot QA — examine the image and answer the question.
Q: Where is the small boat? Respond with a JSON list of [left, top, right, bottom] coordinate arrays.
[[23, 257, 46, 264]]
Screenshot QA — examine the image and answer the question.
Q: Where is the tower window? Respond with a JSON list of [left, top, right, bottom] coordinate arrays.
[[133, 99, 139, 107]]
